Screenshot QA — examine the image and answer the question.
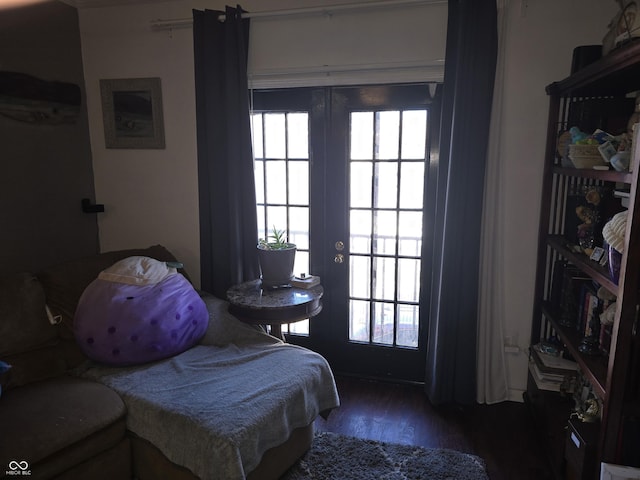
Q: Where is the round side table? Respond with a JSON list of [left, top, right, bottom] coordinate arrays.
[[226, 279, 323, 340]]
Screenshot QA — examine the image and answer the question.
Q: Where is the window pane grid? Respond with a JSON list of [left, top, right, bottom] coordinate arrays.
[[348, 108, 426, 349], [252, 111, 310, 336]]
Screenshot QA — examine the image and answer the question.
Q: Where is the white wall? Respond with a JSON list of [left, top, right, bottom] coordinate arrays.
[[1, 0, 100, 273], [499, 0, 617, 400], [78, 0, 209, 284], [76, 0, 618, 396], [78, 0, 447, 289]]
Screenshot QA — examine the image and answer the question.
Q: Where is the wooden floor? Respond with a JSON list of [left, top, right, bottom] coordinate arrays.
[[314, 375, 554, 480]]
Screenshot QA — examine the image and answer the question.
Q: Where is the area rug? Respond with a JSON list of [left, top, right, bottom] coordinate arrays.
[[281, 431, 489, 480]]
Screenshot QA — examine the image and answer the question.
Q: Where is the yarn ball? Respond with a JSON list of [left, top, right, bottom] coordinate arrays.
[[602, 210, 627, 254], [74, 257, 208, 366]]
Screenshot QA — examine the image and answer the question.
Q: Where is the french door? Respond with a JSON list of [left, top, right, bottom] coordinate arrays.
[[251, 84, 439, 382]]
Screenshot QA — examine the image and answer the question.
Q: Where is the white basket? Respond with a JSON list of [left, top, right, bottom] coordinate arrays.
[[568, 144, 607, 169]]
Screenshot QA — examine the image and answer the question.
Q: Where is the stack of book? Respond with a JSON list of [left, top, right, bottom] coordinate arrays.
[[529, 343, 579, 392], [551, 260, 616, 355]]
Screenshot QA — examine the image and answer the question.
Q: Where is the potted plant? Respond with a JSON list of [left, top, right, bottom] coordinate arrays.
[[257, 226, 296, 288]]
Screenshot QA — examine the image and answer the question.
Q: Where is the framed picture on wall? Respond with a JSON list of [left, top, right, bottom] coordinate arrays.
[[100, 77, 165, 149]]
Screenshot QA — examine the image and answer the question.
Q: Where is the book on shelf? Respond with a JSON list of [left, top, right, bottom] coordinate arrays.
[[528, 360, 563, 392], [549, 260, 567, 310], [528, 344, 579, 393], [531, 344, 579, 375], [552, 261, 591, 328], [578, 283, 600, 336]]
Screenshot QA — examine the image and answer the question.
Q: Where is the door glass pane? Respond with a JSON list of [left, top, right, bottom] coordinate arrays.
[[376, 111, 399, 160], [350, 112, 373, 160], [287, 113, 308, 159], [254, 160, 265, 204], [348, 108, 427, 349], [294, 250, 309, 279], [373, 256, 395, 301], [349, 255, 370, 298], [374, 162, 397, 209], [398, 258, 420, 302], [251, 114, 264, 158], [289, 319, 309, 334], [350, 210, 372, 254], [401, 110, 427, 159], [265, 161, 287, 204], [289, 161, 309, 205], [397, 304, 419, 347], [289, 206, 309, 249], [349, 299, 370, 342], [398, 211, 423, 256], [257, 206, 266, 242], [399, 162, 424, 209], [372, 301, 394, 345], [373, 210, 396, 255], [266, 206, 287, 233], [264, 113, 286, 158], [350, 162, 372, 208]]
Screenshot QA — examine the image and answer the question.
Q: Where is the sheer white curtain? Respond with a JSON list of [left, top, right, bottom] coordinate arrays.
[[476, 0, 510, 404]]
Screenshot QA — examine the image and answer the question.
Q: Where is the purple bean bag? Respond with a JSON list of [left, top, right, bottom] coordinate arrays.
[[74, 256, 208, 366]]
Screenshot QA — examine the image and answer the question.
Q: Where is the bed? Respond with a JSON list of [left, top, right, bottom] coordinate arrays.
[[77, 292, 340, 480]]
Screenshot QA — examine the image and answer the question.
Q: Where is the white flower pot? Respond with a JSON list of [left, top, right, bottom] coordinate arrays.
[[257, 244, 296, 288]]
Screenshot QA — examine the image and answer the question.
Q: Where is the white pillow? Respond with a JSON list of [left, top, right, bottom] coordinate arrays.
[[98, 256, 177, 286]]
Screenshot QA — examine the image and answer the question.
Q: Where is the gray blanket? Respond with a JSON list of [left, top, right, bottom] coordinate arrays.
[[79, 294, 340, 480]]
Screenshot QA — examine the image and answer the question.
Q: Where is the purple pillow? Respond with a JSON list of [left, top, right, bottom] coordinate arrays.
[[74, 257, 208, 366]]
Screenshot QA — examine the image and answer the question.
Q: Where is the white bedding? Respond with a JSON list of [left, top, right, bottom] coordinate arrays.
[[78, 293, 340, 480]]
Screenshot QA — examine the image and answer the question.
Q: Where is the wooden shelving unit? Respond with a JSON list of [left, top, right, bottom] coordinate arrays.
[[528, 39, 640, 479], [541, 301, 608, 398]]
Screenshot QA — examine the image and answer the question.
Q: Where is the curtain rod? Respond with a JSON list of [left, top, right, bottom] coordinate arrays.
[[249, 60, 444, 77], [151, 0, 446, 31]]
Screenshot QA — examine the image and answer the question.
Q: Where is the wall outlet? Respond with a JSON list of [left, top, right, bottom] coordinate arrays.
[[504, 335, 521, 354]]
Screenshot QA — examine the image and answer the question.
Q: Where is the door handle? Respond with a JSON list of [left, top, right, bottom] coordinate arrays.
[[334, 253, 344, 264]]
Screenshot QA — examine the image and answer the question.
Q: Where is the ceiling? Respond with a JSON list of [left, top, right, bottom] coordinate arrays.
[[58, 0, 166, 7], [57, 0, 409, 9]]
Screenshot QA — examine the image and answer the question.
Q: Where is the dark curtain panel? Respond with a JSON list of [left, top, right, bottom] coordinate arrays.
[[425, 0, 498, 404], [193, 6, 259, 298]]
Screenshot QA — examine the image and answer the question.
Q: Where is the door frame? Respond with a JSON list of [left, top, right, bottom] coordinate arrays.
[[251, 84, 441, 383], [322, 84, 440, 382]]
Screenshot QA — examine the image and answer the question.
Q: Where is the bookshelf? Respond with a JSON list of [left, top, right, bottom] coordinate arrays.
[[527, 39, 640, 479]]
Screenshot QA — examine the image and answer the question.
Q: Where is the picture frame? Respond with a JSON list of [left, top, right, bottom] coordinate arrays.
[[100, 77, 165, 149]]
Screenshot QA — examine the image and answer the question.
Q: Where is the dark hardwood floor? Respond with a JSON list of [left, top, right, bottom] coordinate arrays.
[[314, 375, 554, 480]]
